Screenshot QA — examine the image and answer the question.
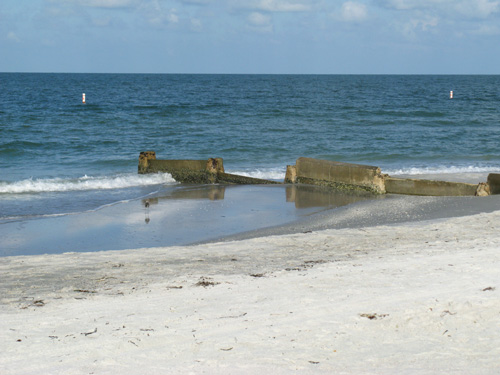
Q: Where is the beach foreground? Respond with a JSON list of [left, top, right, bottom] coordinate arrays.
[[1, 210, 499, 374]]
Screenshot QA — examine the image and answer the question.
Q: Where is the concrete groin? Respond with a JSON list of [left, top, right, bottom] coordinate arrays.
[[139, 152, 498, 196], [138, 151, 280, 185], [285, 157, 494, 196], [286, 157, 386, 194]]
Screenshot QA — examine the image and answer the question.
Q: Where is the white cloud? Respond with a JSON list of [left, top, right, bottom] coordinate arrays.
[[181, 0, 211, 4], [341, 1, 368, 22], [470, 24, 500, 35], [134, 1, 180, 28], [456, 0, 500, 18], [248, 12, 270, 25], [382, 0, 419, 10], [48, 0, 138, 8], [7, 31, 21, 42], [382, 0, 450, 11], [253, 0, 310, 12], [190, 18, 203, 31], [247, 11, 273, 32], [78, 0, 137, 8], [168, 10, 179, 23], [383, 0, 500, 18], [147, 7, 179, 26], [401, 15, 439, 38]]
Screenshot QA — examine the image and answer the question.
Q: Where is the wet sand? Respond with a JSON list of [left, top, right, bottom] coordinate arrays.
[[0, 184, 376, 257]]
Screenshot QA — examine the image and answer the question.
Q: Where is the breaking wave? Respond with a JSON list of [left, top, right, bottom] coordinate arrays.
[[384, 165, 500, 176], [0, 173, 176, 194], [228, 167, 286, 181]]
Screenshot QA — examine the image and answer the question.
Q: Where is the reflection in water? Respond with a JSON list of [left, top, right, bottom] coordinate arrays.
[[286, 185, 373, 209], [142, 185, 227, 223], [141, 184, 374, 224], [144, 199, 151, 223], [142, 185, 226, 207]]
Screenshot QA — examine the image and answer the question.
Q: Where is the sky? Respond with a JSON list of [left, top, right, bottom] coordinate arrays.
[[1, 0, 500, 74]]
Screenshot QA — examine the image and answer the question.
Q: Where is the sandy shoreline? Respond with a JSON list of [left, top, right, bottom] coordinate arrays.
[[1, 205, 500, 374], [4, 179, 500, 257]]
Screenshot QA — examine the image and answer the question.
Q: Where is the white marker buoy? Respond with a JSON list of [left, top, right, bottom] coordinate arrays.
[[450, 90, 453, 99], [82, 93, 86, 104]]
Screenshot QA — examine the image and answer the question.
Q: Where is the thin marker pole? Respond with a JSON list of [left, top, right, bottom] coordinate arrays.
[[449, 90, 453, 99], [82, 93, 86, 104]]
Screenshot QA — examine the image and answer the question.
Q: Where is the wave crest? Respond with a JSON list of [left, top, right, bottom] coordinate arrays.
[[0, 173, 176, 194], [228, 168, 286, 181], [385, 165, 500, 176]]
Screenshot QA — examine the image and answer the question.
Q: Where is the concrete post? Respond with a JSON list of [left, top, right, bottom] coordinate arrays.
[[138, 151, 156, 174], [475, 182, 491, 196], [285, 165, 297, 184], [206, 158, 224, 174]]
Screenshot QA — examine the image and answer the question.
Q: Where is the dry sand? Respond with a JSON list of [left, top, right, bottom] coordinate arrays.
[[1, 209, 499, 374]]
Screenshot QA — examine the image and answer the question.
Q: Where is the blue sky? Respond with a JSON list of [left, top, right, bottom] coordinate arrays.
[[1, 0, 500, 73]]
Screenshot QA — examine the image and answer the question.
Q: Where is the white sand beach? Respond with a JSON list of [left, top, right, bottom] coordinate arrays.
[[1, 209, 499, 374]]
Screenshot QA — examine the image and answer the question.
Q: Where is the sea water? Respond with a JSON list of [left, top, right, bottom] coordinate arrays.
[[1, 74, 500, 252]]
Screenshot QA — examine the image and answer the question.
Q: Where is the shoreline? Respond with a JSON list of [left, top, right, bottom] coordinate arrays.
[[3, 180, 500, 257], [1, 208, 499, 374], [215, 192, 500, 243]]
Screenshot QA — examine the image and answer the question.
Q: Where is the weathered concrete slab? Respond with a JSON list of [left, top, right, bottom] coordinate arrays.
[[295, 157, 386, 194], [150, 160, 215, 183], [142, 159, 217, 183], [138, 152, 280, 185], [487, 173, 500, 195], [139, 153, 223, 183], [385, 177, 479, 196]]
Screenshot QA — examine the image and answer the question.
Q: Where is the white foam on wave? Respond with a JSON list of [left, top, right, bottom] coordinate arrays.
[[0, 173, 176, 194], [228, 168, 286, 181], [232, 165, 500, 182], [384, 165, 500, 176]]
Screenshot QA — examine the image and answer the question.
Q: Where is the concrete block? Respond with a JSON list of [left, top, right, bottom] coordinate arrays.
[[285, 165, 297, 183], [487, 173, 500, 195], [385, 177, 478, 196], [295, 157, 385, 194], [475, 182, 490, 196]]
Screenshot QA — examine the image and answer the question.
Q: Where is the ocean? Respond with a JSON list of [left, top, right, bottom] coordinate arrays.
[[1, 73, 500, 254]]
